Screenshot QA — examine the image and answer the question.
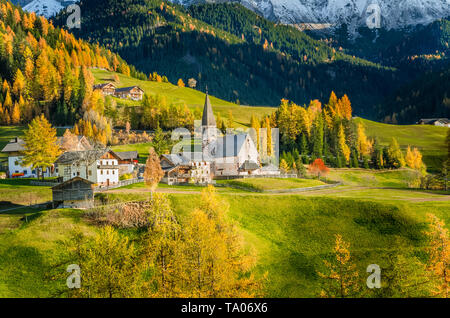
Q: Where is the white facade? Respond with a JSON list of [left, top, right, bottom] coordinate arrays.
[[7, 155, 51, 178], [57, 153, 119, 186]]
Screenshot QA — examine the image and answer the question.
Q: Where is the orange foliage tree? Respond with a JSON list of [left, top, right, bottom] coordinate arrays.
[[308, 158, 329, 179]]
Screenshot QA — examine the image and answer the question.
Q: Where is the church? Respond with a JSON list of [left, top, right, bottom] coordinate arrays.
[[200, 92, 261, 177]]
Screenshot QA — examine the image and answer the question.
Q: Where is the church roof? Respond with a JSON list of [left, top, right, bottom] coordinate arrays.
[[201, 93, 216, 127]]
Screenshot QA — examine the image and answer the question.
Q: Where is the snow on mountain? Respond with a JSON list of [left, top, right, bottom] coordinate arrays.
[[22, 0, 65, 18], [173, 0, 450, 32]]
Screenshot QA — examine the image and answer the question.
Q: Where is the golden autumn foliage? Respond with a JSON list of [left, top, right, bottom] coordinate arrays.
[[144, 147, 164, 192], [338, 124, 350, 162], [22, 115, 62, 179], [318, 234, 360, 298], [356, 123, 373, 159], [426, 214, 450, 298]]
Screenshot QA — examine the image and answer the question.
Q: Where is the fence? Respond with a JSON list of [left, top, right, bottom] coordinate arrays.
[[95, 178, 144, 192], [30, 181, 61, 187], [215, 174, 297, 180]]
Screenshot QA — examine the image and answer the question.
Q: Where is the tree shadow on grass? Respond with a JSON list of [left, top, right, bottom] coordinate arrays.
[[0, 245, 56, 297]]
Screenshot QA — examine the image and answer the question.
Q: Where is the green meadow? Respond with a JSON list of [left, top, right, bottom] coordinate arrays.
[[91, 68, 275, 127], [355, 117, 448, 171], [216, 177, 325, 191]]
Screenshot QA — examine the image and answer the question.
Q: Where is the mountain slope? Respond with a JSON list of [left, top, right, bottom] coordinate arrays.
[[172, 0, 450, 34], [22, 0, 64, 17], [53, 0, 398, 117]]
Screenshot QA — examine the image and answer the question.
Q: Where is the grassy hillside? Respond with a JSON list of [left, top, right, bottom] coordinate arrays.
[[1, 190, 446, 297], [92, 68, 274, 127], [355, 117, 448, 171]]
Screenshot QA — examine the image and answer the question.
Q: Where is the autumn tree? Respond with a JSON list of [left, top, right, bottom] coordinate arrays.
[[318, 234, 360, 298], [144, 147, 164, 196], [22, 115, 62, 179], [177, 78, 185, 87], [279, 159, 289, 174], [64, 226, 141, 298], [227, 110, 234, 128], [356, 123, 373, 159], [338, 124, 350, 163], [308, 158, 329, 179], [180, 186, 263, 297], [426, 214, 450, 298], [387, 138, 405, 168]]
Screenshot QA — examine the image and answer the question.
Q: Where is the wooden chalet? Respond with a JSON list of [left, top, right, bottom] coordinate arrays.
[[52, 177, 94, 209], [93, 82, 116, 96], [114, 86, 144, 100]]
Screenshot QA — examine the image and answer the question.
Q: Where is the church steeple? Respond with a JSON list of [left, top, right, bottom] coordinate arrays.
[[201, 89, 216, 127]]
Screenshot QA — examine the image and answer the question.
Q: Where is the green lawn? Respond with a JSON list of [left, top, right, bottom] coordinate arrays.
[[0, 179, 52, 208], [91, 68, 275, 127], [355, 117, 448, 172], [111, 142, 153, 164], [217, 177, 325, 191], [326, 168, 417, 188]]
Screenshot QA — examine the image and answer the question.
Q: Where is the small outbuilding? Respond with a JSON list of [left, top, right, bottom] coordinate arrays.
[[52, 177, 95, 209]]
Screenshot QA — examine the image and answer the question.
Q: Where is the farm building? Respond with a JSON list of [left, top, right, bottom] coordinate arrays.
[[115, 151, 139, 174], [52, 177, 94, 209], [417, 118, 450, 127], [93, 82, 116, 96], [114, 86, 144, 100]]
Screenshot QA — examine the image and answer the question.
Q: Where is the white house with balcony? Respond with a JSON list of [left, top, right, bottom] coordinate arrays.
[[55, 148, 120, 186]]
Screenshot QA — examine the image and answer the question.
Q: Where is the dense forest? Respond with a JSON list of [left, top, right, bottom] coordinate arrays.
[[53, 0, 398, 118], [0, 0, 147, 143]]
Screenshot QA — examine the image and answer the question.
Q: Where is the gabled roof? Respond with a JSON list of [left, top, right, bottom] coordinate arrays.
[[93, 82, 115, 89], [201, 93, 216, 127], [52, 176, 94, 190], [116, 151, 139, 160], [161, 153, 192, 166], [1, 138, 25, 153], [115, 86, 144, 93], [55, 148, 120, 165]]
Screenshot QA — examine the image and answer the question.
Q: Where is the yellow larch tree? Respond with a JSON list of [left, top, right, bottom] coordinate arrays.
[[426, 214, 450, 298], [338, 124, 350, 163], [318, 234, 360, 298]]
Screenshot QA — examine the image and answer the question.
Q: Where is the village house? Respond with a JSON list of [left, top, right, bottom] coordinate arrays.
[[57, 135, 92, 152], [160, 153, 212, 185], [52, 177, 94, 209], [1, 138, 53, 178], [55, 148, 120, 186], [114, 86, 144, 100], [417, 118, 450, 127], [115, 151, 139, 175], [93, 82, 116, 96]]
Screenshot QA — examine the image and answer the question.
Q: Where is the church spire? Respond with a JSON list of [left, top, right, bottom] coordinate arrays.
[[202, 89, 216, 127]]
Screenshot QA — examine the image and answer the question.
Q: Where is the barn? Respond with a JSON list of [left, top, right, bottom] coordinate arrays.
[[52, 177, 95, 209]]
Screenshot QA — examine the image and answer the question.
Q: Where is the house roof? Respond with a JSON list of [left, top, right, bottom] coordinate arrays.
[[93, 82, 115, 89], [161, 153, 192, 166], [201, 93, 216, 127], [55, 148, 119, 165], [116, 151, 139, 160], [52, 176, 94, 190], [1, 138, 25, 153], [115, 86, 144, 93]]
